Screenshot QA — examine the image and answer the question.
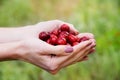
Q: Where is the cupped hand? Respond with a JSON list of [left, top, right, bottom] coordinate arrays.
[[18, 37, 95, 74], [24, 20, 78, 39]]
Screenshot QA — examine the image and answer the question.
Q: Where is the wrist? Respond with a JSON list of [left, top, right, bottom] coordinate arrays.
[[0, 41, 23, 61]]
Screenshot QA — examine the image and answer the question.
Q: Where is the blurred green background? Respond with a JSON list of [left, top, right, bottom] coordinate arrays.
[[0, 0, 120, 80]]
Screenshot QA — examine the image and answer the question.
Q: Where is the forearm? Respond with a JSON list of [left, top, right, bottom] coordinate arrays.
[[0, 42, 21, 61], [0, 26, 34, 43]]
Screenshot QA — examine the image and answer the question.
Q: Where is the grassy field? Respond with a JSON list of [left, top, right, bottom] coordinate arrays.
[[0, 0, 120, 80]]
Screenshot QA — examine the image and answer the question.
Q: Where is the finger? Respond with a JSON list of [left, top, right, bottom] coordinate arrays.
[[78, 57, 88, 62], [36, 20, 64, 32], [77, 33, 94, 39], [57, 40, 92, 68], [62, 61, 77, 68], [73, 39, 92, 54], [77, 44, 95, 62], [52, 40, 93, 69], [77, 57, 88, 62], [75, 40, 95, 62], [89, 48, 95, 54], [56, 40, 95, 69], [77, 48, 90, 62], [82, 56, 89, 61], [43, 45, 73, 56], [60, 40, 92, 65], [80, 41, 96, 57]]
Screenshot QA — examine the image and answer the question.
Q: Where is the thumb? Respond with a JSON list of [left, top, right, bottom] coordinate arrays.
[[47, 45, 73, 56]]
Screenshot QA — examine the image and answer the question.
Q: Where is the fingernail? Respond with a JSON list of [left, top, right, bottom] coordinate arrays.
[[65, 46, 73, 53]]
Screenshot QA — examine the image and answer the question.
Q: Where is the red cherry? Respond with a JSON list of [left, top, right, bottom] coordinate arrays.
[[60, 24, 70, 32], [68, 34, 78, 43], [59, 31, 69, 39], [69, 31, 76, 35], [39, 32, 50, 41], [57, 38, 67, 45], [49, 34, 58, 45], [70, 31, 79, 36], [72, 42, 79, 46], [77, 38, 81, 43], [58, 29, 61, 34], [80, 36, 89, 42], [51, 29, 59, 36], [47, 39, 51, 44]]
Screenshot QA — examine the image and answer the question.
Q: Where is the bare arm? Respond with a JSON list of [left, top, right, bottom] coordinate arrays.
[[0, 41, 21, 61], [0, 20, 78, 43], [0, 26, 34, 43]]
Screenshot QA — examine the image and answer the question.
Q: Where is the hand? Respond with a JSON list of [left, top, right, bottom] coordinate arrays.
[[17, 37, 95, 74], [50, 33, 96, 74], [22, 20, 78, 39], [0, 20, 96, 74]]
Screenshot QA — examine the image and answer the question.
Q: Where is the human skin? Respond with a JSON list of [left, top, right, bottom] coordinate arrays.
[[0, 20, 96, 74]]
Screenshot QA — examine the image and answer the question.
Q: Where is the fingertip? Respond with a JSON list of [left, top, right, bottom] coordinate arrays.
[[51, 45, 73, 56], [64, 46, 73, 53], [77, 33, 94, 40], [81, 39, 93, 46]]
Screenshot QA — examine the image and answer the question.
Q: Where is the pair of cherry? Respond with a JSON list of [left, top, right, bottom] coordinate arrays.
[[39, 24, 89, 46]]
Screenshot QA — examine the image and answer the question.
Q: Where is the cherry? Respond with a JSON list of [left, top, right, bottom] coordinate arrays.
[[47, 39, 51, 44], [80, 36, 89, 42], [58, 29, 61, 34], [57, 38, 67, 45], [77, 38, 81, 43], [39, 25, 88, 47], [39, 32, 50, 41], [60, 24, 70, 32], [68, 34, 78, 43], [72, 42, 79, 46], [49, 34, 58, 45], [51, 29, 59, 36], [59, 31, 69, 39]]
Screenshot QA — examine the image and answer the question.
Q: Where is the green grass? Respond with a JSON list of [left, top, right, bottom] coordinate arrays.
[[0, 0, 120, 80]]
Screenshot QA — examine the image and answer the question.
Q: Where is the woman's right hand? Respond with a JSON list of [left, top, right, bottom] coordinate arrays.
[[17, 37, 95, 74]]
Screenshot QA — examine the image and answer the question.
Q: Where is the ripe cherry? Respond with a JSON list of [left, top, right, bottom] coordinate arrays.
[[57, 38, 67, 45], [77, 38, 81, 43], [80, 36, 89, 42], [58, 29, 61, 34], [68, 34, 78, 43], [51, 29, 59, 36], [72, 42, 79, 46], [39, 32, 50, 41], [47, 39, 51, 44], [59, 31, 69, 39], [60, 24, 70, 32], [49, 34, 58, 45]]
